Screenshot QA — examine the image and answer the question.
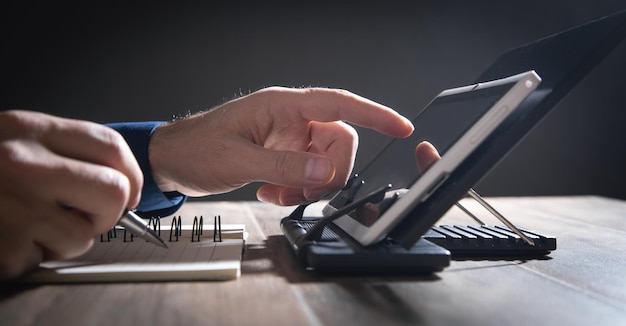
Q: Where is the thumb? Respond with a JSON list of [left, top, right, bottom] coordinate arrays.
[[415, 141, 441, 174], [250, 147, 336, 188]]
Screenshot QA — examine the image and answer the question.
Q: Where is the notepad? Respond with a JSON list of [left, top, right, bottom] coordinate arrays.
[[22, 216, 246, 283]]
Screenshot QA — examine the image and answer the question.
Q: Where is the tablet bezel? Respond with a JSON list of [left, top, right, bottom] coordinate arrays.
[[323, 70, 541, 246]]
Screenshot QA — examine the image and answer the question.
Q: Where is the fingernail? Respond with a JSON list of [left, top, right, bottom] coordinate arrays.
[[305, 157, 332, 183], [405, 117, 415, 131], [257, 191, 274, 204]]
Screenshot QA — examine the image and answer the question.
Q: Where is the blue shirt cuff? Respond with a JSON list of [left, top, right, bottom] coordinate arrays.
[[107, 121, 187, 217]]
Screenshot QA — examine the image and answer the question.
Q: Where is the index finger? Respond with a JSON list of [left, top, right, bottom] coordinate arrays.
[[266, 87, 415, 138]]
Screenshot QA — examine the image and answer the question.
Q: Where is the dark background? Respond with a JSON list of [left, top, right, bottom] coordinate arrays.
[[2, 1, 625, 201]]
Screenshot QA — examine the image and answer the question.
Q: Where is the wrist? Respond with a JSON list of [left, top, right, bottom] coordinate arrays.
[[106, 121, 187, 214], [148, 122, 179, 193]]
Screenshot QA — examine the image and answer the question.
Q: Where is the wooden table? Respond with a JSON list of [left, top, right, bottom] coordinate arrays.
[[2, 196, 625, 325]]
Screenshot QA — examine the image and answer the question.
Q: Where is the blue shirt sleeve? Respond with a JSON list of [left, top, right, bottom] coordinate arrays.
[[106, 121, 187, 218]]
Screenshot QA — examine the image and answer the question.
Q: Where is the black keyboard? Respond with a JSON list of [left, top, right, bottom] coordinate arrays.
[[296, 220, 556, 258], [423, 225, 556, 258]]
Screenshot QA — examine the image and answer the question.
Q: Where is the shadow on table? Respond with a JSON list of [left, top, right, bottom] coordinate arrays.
[[241, 235, 442, 284], [242, 235, 553, 284]]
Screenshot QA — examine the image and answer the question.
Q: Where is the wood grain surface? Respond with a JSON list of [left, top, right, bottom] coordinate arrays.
[[1, 196, 625, 326]]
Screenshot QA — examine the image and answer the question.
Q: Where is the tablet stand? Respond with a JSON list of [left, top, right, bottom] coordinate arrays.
[[462, 188, 534, 245], [293, 184, 392, 249], [289, 178, 534, 249], [281, 174, 544, 273]]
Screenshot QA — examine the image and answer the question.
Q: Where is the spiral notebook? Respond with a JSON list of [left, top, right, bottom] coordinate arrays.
[[22, 215, 246, 283]]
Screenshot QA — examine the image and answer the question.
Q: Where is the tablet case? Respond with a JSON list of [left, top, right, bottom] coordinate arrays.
[[281, 9, 626, 273]]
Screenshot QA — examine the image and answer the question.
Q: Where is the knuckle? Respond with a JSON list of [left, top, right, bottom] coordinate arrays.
[[0, 110, 40, 138], [340, 121, 359, 140], [0, 140, 46, 185], [100, 168, 132, 203], [301, 87, 329, 97], [331, 88, 352, 96], [96, 171, 131, 229], [0, 141, 20, 170], [272, 151, 292, 178], [262, 86, 286, 93], [97, 127, 128, 157], [270, 151, 307, 185], [307, 87, 352, 97], [254, 86, 286, 99]]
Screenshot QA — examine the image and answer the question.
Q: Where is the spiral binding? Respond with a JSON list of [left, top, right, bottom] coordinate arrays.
[[191, 216, 203, 242], [99, 214, 223, 243], [100, 227, 117, 242], [169, 216, 182, 242], [213, 215, 222, 242]]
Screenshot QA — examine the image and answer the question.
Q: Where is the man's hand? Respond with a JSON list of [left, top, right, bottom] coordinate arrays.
[[0, 110, 143, 279], [149, 87, 414, 206]]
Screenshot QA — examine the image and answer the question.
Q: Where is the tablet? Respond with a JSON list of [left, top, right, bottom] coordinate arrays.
[[389, 9, 626, 248], [322, 70, 541, 246]]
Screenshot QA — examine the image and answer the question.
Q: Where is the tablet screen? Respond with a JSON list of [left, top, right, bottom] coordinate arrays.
[[328, 82, 516, 227]]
